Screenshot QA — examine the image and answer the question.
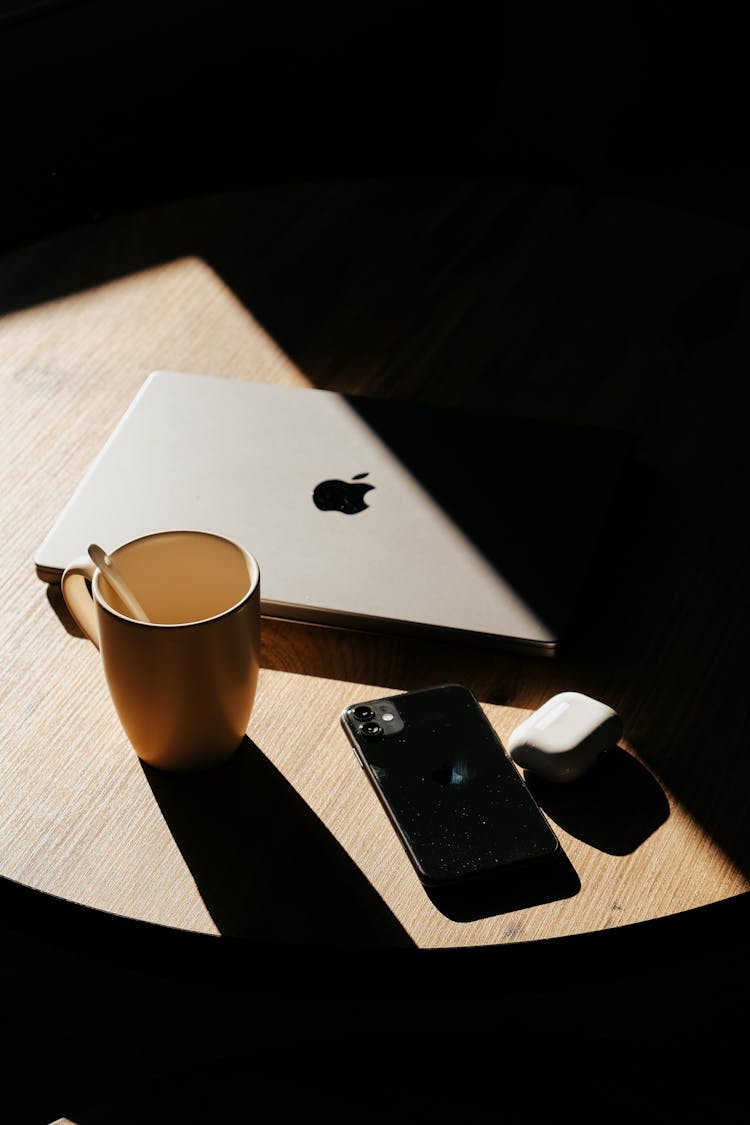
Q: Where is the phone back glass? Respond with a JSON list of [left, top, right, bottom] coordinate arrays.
[[342, 684, 559, 887]]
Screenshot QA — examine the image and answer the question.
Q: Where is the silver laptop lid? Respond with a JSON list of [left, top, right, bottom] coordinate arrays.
[[35, 370, 631, 655]]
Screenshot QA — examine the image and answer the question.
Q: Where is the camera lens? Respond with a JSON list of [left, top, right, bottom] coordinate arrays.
[[361, 721, 383, 740], [352, 705, 375, 721]]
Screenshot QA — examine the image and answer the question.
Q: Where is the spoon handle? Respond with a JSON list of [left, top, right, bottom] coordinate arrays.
[[88, 543, 151, 623]]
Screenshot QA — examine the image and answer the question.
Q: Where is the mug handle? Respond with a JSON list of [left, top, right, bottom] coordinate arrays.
[[61, 555, 100, 649]]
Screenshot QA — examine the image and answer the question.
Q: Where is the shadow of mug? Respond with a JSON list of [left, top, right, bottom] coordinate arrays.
[[142, 736, 415, 949]]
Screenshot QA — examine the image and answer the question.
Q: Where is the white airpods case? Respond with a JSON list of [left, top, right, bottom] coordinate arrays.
[[507, 691, 622, 783]]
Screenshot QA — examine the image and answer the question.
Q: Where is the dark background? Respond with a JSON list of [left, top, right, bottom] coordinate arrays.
[[2, 3, 750, 1120], [2, 0, 750, 251]]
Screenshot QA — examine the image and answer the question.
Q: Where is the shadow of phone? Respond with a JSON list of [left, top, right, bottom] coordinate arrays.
[[426, 846, 580, 923]]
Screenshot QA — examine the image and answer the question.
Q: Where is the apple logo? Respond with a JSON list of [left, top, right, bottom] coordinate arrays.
[[313, 472, 374, 514], [432, 759, 474, 786]]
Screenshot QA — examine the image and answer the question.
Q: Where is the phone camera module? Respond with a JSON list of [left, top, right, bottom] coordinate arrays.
[[361, 721, 384, 740], [347, 700, 404, 738]]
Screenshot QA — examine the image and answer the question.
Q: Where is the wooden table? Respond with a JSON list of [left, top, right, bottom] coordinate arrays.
[[2, 178, 749, 967]]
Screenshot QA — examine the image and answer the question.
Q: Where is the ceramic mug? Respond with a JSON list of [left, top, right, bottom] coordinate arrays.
[[61, 530, 261, 772]]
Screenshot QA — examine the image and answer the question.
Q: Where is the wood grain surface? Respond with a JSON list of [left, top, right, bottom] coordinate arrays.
[[2, 177, 748, 950]]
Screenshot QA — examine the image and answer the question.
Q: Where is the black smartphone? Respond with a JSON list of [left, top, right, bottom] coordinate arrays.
[[341, 683, 560, 889]]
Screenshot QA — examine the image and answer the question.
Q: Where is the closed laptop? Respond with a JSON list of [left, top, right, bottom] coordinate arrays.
[[35, 370, 631, 655]]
